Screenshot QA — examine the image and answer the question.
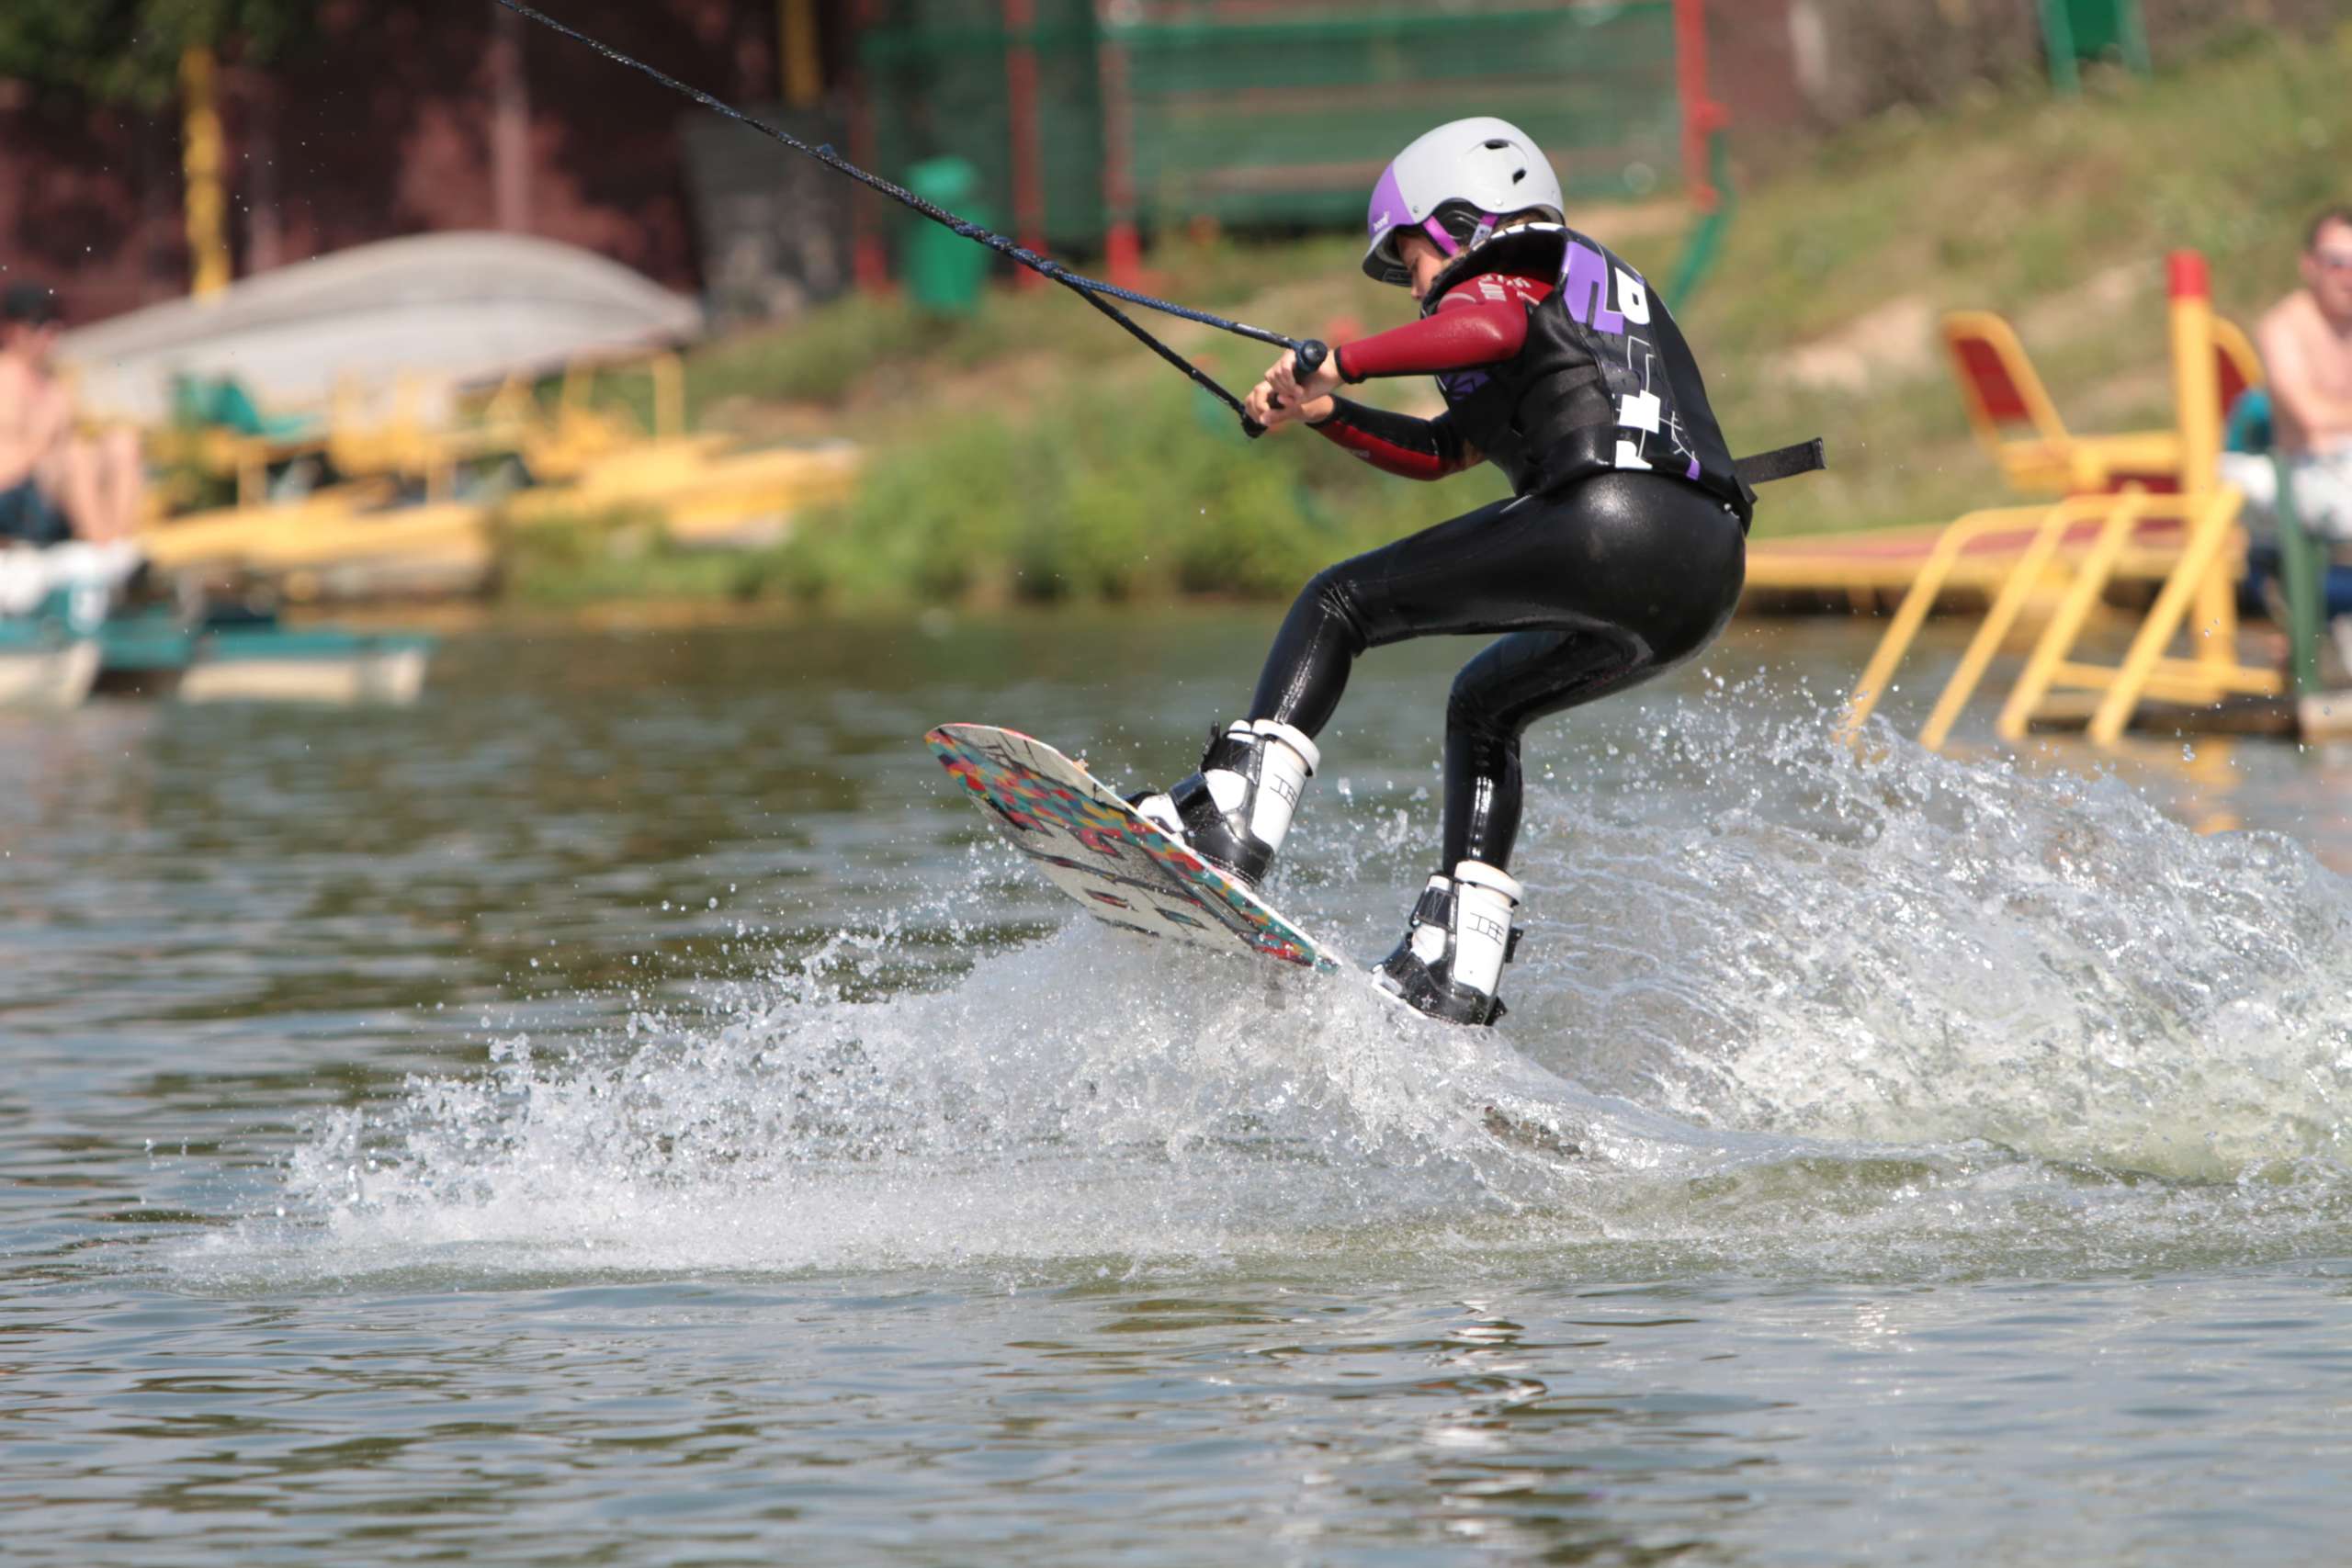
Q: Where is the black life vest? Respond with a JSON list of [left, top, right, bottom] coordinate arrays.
[[1422, 224, 1755, 525]]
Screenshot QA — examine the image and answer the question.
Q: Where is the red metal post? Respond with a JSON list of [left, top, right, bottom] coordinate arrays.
[[1672, 0, 1726, 211], [489, 0, 532, 234], [1095, 0, 1141, 287], [849, 0, 891, 291], [1003, 0, 1046, 287]]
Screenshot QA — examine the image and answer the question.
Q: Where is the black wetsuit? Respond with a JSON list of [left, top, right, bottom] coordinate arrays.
[[1259, 224, 1750, 872]]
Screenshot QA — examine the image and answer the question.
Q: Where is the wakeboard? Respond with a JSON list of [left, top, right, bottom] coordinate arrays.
[[926, 723, 1334, 973]]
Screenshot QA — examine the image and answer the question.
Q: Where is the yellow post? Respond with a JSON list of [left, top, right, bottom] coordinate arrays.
[[2166, 249, 2240, 680], [2168, 251, 2220, 503], [2086, 489, 2250, 745], [1995, 491, 2151, 741], [650, 353, 685, 440], [180, 48, 233, 299], [1836, 525, 1974, 744], [1835, 504, 2051, 745], [1917, 498, 2102, 752], [782, 0, 822, 109]]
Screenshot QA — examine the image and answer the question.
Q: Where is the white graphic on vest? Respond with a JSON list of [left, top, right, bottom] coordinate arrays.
[[1614, 389, 1660, 472], [1611, 346, 1702, 477], [1613, 267, 1651, 326]]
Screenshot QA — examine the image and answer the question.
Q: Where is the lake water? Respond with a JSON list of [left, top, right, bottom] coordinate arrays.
[[5, 611, 2350, 1565]]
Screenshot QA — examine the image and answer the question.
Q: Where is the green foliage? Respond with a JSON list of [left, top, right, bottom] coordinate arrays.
[[687, 293, 939, 413], [767, 378, 1509, 612], [1668, 20, 2352, 537], [664, 219, 1521, 610], [0, 0, 313, 107], [497, 505, 802, 607], [621, 21, 2352, 604]]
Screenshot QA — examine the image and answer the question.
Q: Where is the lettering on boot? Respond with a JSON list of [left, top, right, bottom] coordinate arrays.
[[1372, 862, 1524, 1027]]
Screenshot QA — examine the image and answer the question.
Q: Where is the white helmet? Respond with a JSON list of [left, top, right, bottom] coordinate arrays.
[[1361, 117, 1565, 286]]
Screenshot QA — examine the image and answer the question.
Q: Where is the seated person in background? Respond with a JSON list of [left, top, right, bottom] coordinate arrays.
[[2226, 208, 2352, 543], [0, 283, 144, 546]]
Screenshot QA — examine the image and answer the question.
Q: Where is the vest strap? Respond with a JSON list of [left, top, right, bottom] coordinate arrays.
[[1734, 438, 1827, 487]]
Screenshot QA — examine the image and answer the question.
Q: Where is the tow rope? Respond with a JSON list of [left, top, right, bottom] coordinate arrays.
[[492, 2, 1824, 485], [489, 0, 1325, 435]]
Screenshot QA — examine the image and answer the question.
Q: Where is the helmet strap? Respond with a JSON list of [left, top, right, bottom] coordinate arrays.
[[1421, 209, 1504, 261]]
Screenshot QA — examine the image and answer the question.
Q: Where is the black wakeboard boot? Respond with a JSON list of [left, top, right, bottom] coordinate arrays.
[[1371, 860, 1525, 1027], [1127, 718, 1319, 892]]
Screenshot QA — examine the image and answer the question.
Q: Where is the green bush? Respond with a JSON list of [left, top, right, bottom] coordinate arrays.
[[687, 293, 939, 413], [503, 367, 1502, 608], [498, 503, 801, 606], [763, 366, 1525, 612]]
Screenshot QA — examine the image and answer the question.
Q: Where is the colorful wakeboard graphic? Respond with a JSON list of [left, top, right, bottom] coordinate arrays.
[[926, 723, 1334, 974]]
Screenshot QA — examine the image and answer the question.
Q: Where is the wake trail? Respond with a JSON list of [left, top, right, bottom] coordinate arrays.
[[185, 691, 2352, 1285]]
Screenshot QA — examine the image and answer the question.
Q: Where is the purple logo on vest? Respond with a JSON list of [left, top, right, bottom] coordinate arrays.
[[1559, 242, 1626, 335]]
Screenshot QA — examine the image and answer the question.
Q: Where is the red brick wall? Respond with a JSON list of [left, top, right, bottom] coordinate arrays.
[[0, 0, 794, 327], [0, 85, 187, 322], [1708, 0, 1813, 144]]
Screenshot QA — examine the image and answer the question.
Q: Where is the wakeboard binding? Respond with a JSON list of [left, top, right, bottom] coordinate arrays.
[[1129, 718, 1318, 893], [1372, 861, 1524, 1027]]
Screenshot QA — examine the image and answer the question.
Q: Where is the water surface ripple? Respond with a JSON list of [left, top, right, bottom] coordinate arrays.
[[4, 614, 2349, 1566]]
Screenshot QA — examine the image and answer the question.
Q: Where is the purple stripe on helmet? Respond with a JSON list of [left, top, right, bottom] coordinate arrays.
[[1687, 457, 1703, 481], [1421, 216, 1460, 255], [1366, 161, 1412, 246]]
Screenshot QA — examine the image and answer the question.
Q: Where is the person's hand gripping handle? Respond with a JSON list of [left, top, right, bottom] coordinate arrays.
[[1242, 339, 1332, 439]]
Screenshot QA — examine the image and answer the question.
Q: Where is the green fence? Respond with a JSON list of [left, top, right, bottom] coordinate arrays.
[[859, 0, 1700, 256], [861, 0, 1107, 250], [1111, 3, 1684, 229]]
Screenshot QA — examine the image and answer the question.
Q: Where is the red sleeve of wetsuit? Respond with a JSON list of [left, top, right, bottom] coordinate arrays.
[[1330, 292, 1536, 384], [1308, 398, 1477, 481]]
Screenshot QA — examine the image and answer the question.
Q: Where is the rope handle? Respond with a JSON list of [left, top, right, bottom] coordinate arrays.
[[1244, 340, 1330, 441]]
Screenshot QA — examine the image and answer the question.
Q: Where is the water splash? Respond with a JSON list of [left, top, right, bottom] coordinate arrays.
[[1513, 692, 2352, 1180], [225, 693, 2352, 1283]]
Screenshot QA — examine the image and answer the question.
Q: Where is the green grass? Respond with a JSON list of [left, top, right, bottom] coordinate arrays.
[[529, 22, 2351, 605], [497, 505, 802, 606], [770, 377, 1510, 612], [1679, 23, 2352, 537]]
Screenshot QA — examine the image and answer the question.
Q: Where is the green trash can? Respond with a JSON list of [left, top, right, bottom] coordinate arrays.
[[903, 156, 990, 318], [2041, 0, 2149, 91]]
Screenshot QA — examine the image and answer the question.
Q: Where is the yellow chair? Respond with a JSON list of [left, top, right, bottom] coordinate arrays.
[[1940, 310, 2182, 495], [1857, 259, 2283, 751]]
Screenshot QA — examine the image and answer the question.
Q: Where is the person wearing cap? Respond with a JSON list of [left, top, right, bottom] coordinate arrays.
[[0, 284, 143, 547], [1127, 118, 1758, 1028]]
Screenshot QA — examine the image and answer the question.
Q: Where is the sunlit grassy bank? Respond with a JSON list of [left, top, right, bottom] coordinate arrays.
[[513, 22, 2350, 609]]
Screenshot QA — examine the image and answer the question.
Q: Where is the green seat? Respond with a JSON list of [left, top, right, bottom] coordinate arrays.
[[167, 372, 320, 441], [2223, 387, 2272, 455]]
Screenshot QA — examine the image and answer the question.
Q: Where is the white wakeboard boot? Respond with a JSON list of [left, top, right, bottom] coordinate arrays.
[[1371, 860, 1524, 1026], [1128, 718, 1318, 892]]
